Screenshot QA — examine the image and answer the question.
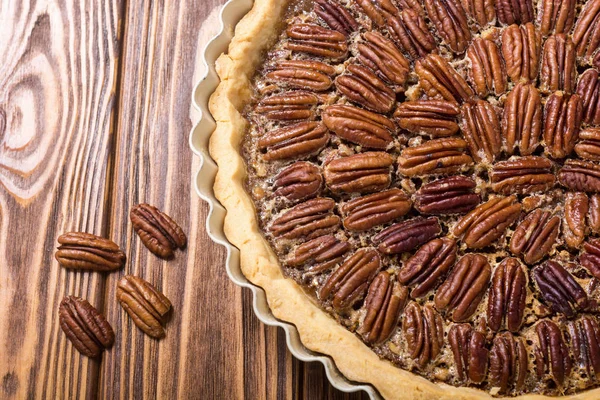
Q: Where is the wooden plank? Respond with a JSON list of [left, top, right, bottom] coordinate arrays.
[[0, 0, 123, 399]]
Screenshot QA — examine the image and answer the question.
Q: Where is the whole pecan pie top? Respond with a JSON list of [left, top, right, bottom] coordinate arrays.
[[241, 0, 600, 396]]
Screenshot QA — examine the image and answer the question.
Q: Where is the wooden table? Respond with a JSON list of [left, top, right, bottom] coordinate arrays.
[[0, 1, 369, 398]]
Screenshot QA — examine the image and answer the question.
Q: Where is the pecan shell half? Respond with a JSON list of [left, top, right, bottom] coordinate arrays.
[[322, 104, 394, 149], [59, 296, 115, 358], [577, 68, 600, 125], [394, 100, 460, 137], [403, 302, 445, 368], [319, 248, 382, 310], [490, 156, 555, 195], [255, 91, 318, 122], [501, 23, 542, 83], [55, 232, 125, 272], [568, 316, 600, 379], [117, 275, 172, 339], [335, 64, 395, 113], [460, 99, 502, 163], [558, 160, 600, 193], [314, 0, 358, 35], [502, 83, 542, 156], [425, 0, 471, 53], [489, 332, 528, 393], [461, 0, 495, 27], [324, 152, 394, 194], [435, 253, 491, 322], [487, 257, 527, 332], [273, 161, 323, 202], [572, 0, 600, 58], [266, 60, 335, 91], [269, 197, 340, 240], [358, 271, 408, 344], [540, 34, 576, 93], [466, 38, 508, 97], [397, 137, 474, 176], [287, 235, 351, 273], [453, 195, 521, 248], [373, 217, 441, 255], [415, 176, 480, 215], [415, 54, 474, 103], [510, 208, 560, 264], [341, 189, 411, 231], [581, 238, 600, 279], [535, 320, 572, 385], [543, 92, 582, 158], [449, 324, 489, 383], [534, 260, 589, 317], [563, 192, 588, 248], [357, 31, 410, 92], [285, 23, 348, 59], [496, 0, 533, 24], [258, 121, 330, 161], [130, 204, 187, 259], [538, 0, 575, 36], [399, 237, 457, 298], [575, 128, 600, 161]]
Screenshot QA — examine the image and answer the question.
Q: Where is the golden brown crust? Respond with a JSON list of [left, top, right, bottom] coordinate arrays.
[[207, 1, 600, 398]]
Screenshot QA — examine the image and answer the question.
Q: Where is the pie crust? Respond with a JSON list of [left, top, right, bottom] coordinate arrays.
[[208, 0, 600, 398]]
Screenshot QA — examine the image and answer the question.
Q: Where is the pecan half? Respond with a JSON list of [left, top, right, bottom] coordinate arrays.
[[55, 232, 125, 272], [415, 54, 474, 103], [117, 275, 172, 339], [543, 92, 582, 158], [461, 0, 495, 27], [568, 316, 600, 379], [575, 128, 600, 161], [415, 176, 480, 215], [319, 248, 382, 310], [510, 209, 560, 264], [341, 189, 411, 231], [59, 296, 114, 358], [466, 38, 507, 97], [130, 204, 187, 259], [273, 161, 323, 202], [591, 195, 600, 234], [563, 192, 588, 248], [357, 31, 410, 92], [314, 0, 358, 35], [335, 64, 395, 113], [489, 332, 528, 393], [501, 23, 542, 83], [255, 91, 318, 121], [358, 271, 408, 344], [490, 156, 555, 195], [322, 104, 394, 149], [535, 320, 572, 385], [397, 137, 473, 176], [487, 257, 527, 332], [581, 238, 600, 279], [388, 9, 437, 59], [266, 60, 335, 91], [577, 69, 600, 125], [540, 34, 576, 93], [538, 0, 575, 36], [558, 160, 600, 193], [449, 324, 489, 383], [496, 0, 533, 24], [394, 100, 460, 137], [403, 302, 445, 368], [324, 152, 394, 194], [399, 237, 457, 298], [285, 23, 348, 59], [286, 235, 350, 273], [425, 0, 471, 53], [460, 100, 502, 163], [435, 253, 491, 322], [572, 0, 600, 58], [269, 197, 340, 240], [258, 121, 329, 162], [502, 83, 542, 156], [534, 261, 588, 317], [373, 217, 441, 255], [453, 196, 521, 249]]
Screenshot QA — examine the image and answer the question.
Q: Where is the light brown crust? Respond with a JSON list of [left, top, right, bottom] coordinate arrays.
[[207, 1, 600, 398]]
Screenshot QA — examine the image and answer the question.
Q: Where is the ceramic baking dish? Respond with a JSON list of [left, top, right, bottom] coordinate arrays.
[[188, 0, 380, 397]]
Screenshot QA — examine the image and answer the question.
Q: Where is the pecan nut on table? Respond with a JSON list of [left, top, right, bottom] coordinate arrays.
[[239, 0, 600, 395]]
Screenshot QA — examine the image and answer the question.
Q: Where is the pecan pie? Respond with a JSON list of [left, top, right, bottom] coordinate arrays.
[[209, 0, 600, 397]]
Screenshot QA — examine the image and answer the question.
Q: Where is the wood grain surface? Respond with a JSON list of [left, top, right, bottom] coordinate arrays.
[[0, 0, 369, 398]]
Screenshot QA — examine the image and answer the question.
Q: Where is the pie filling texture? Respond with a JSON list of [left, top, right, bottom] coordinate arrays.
[[241, 0, 600, 396]]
